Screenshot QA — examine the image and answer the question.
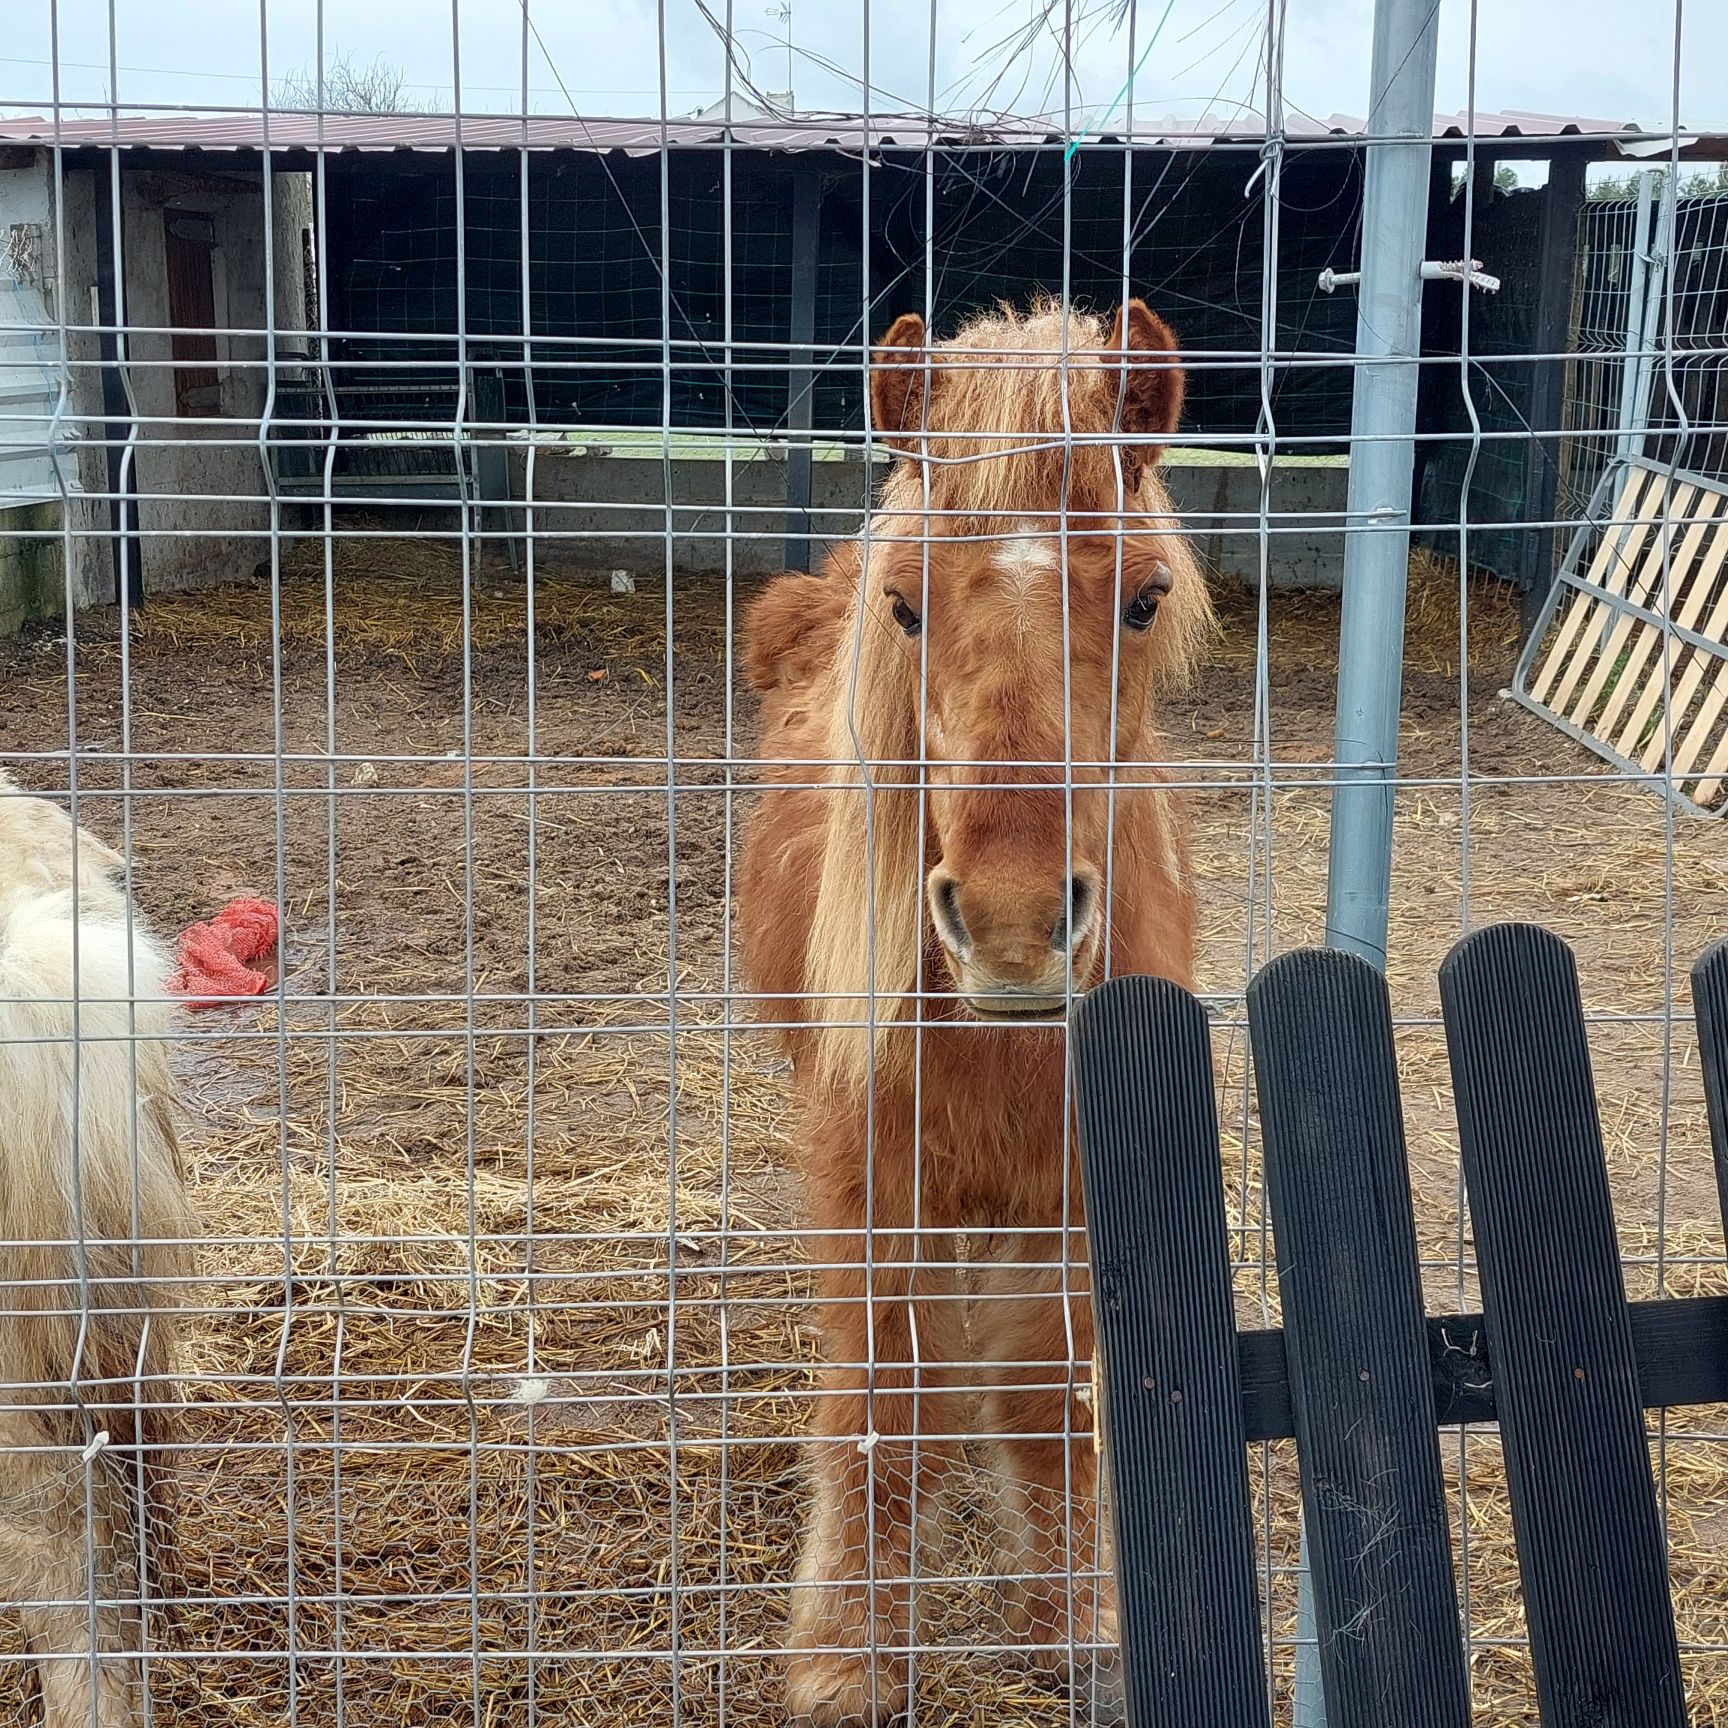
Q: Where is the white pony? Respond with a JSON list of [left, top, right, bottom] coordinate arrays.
[[0, 771, 193, 1728]]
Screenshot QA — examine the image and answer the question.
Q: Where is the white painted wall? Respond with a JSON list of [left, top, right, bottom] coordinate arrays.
[[0, 158, 111, 611], [0, 160, 74, 506]]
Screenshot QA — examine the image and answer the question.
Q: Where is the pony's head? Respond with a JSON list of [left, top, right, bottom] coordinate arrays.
[[804, 299, 1212, 1090]]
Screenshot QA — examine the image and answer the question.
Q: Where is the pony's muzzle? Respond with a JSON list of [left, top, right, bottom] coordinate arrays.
[[927, 862, 1101, 1016]]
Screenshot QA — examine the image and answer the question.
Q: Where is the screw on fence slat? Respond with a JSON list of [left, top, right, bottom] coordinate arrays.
[[1691, 937, 1728, 1247], [1440, 922, 1687, 1728], [1248, 947, 1471, 1728], [1071, 975, 1270, 1728]]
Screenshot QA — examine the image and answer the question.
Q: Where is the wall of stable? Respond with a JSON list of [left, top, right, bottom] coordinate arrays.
[[0, 500, 61, 636], [497, 445, 1351, 589]]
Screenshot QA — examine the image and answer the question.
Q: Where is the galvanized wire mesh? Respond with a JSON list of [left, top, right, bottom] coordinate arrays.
[[0, 3, 1725, 1726], [1561, 177, 1728, 517]]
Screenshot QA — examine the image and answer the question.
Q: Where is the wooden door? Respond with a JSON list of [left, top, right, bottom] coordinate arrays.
[[164, 211, 220, 416]]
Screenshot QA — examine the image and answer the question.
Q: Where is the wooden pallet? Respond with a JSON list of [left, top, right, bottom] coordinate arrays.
[[1072, 928, 1728, 1728], [1514, 459, 1728, 815]]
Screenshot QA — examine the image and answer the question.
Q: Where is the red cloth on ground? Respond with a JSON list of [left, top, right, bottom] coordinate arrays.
[[166, 897, 280, 1008]]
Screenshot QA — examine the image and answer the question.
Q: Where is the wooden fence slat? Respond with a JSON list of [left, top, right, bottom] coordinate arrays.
[[1439, 923, 1687, 1728], [1595, 486, 1719, 744], [1543, 479, 1667, 714], [1638, 526, 1728, 775], [1247, 948, 1471, 1728], [1529, 464, 1652, 705], [1533, 469, 1662, 709], [1616, 490, 1728, 763], [1691, 937, 1728, 1245], [1561, 483, 1698, 729], [1071, 975, 1270, 1728], [1236, 1295, 1728, 1442], [1677, 668, 1728, 808]]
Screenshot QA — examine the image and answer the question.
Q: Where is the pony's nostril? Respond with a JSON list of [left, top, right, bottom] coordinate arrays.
[[1053, 872, 1097, 954], [928, 870, 971, 958]]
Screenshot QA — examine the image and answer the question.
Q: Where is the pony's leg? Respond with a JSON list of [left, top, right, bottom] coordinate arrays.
[[24, 1581, 137, 1728], [972, 1230, 1113, 1684], [787, 1213, 967, 1728], [0, 1432, 137, 1728]]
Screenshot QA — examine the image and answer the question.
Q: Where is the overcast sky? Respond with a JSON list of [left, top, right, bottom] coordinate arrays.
[[4, 0, 1723, 133]]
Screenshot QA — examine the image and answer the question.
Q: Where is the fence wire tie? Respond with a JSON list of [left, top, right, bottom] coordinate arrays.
[[1243, 135, 1284, 198], [80, 1429, 110, 1464]]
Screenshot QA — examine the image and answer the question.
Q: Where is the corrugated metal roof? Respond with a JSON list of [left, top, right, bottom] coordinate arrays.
[[0, 107, 1657, 157]]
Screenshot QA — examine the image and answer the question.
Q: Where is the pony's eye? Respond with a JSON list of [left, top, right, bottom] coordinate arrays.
[[890, 595, 922, 636], [1122, 587, 1161, 632]]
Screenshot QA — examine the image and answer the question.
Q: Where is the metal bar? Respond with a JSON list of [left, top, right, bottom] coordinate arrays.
[[783, 158, 819, 570], [1323, 0, 1441, 968], [1617, 169, 1659, 464]]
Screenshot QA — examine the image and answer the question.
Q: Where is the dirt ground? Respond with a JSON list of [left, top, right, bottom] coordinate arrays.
[[0, 532, 1724, 1727]]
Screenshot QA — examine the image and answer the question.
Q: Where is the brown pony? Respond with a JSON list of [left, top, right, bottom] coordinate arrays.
[[738, 298, 1211, 1725]]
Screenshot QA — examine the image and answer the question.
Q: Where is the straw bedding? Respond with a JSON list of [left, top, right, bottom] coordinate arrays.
[[0, 532, 1724, 1726]]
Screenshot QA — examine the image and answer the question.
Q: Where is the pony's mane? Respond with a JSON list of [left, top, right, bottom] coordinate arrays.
[[803, 298, 1209, 1095], [803, 568, 927, 1095], [875, 298, 1175, 538]]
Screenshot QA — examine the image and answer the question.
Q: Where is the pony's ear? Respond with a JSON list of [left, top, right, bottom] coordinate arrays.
[[870, 312, 929, 453], [1105, 299, 1184, 463]]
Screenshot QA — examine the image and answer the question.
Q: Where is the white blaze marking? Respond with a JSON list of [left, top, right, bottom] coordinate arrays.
[[994, 535, 1058, 608]]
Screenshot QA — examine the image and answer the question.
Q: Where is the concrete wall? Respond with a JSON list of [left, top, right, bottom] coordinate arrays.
[[1175, 457, 1351, 590], [0, 156, 311, 633], [57, 169, 113, 608], [499, 446, 1350, 588], [119, 164, 310, 594], [0, 499, 61, 636]]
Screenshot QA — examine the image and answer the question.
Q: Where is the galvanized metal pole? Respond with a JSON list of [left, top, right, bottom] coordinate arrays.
[[1615, 169, 1656, 464], [1323, 0, 1442, 967], [1307, 3, 1441, 1722], [1620, 170, 1675, 468]]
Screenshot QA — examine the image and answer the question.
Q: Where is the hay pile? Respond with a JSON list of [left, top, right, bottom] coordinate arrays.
[[1, 536, 1724, 1726]]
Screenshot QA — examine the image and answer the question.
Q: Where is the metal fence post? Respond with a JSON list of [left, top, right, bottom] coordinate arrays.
[[1309, 0, 1442, 1721], [1323, 0, 1442, 968], [1620, 170, 1675, 467], [1615, 169, 1657, 464]]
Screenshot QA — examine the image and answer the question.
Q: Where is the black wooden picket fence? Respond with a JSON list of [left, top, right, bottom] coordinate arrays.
[[1071, 922, 1728, 1728]]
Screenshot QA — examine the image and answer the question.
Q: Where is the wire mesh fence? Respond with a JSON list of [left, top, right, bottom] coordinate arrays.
[[1, 3, 1727, 1727], [1560, 175, 1728, 523]]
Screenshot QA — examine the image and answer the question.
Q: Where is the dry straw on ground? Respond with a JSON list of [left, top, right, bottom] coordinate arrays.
[[0, 536, 1724, 1726]]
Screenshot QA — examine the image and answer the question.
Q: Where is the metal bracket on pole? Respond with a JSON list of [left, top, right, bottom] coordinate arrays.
[[1318, 258, 1501, 295]]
